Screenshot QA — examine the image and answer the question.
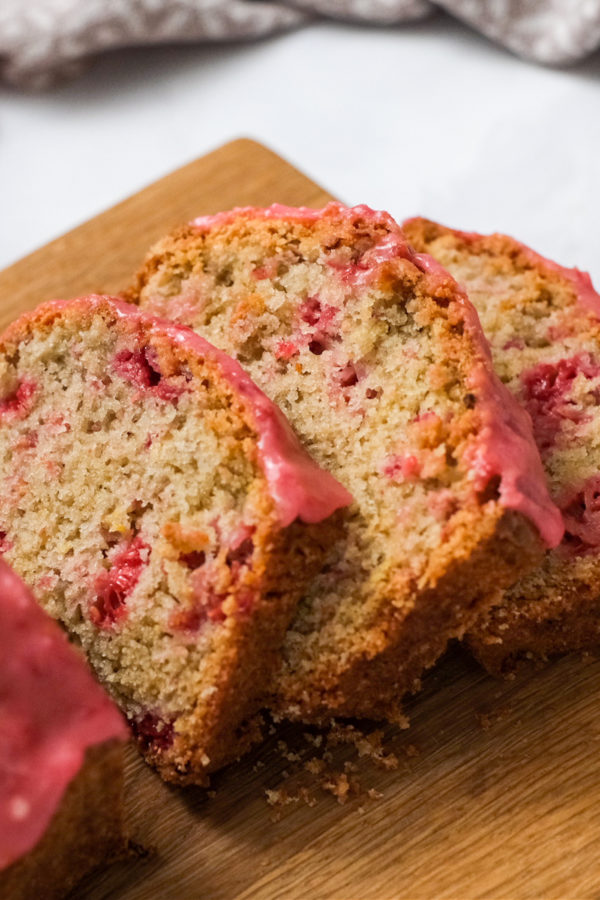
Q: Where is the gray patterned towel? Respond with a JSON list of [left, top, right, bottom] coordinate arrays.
[[1, 0, 599, 88]]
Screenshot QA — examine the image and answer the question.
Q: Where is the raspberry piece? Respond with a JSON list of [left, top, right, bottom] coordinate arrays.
[[274, 341, 299, 360], [560, 474, 600, 555], [308, 340, 326, 355], [90, 535, 149, 628], [180, 550, 206, 570], [134, 712, 174, 752], [299, 296, 322, 326], [383, 454, 422, 482], [113, 347, 184, 402], [0, 379, 37, 420], [521, 353, 600, 450]]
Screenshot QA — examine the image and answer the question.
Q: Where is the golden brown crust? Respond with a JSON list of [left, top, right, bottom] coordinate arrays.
[[404, 216, 600, 675], [467, 556, 600, 675], [404, 218, 588, 307], [0, 741, 126, 900], [273, 509, 540, 722], [149, 512, 345, 783], [0, 297, 341, 783], [126, 206, 550, 722]]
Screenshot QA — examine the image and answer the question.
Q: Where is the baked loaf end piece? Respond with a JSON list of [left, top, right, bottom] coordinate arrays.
[[128, 203, 562, 721], [404, 216, 600, 673], [0, 559, 127, 900], [0, 296, 349, 782]]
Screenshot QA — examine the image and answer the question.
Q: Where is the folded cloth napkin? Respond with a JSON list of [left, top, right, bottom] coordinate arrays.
[[1, 0, 599, 88]]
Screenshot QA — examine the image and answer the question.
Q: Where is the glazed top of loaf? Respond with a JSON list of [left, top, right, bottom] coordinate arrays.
[[186, 203, 562, 547], [0, 559, 128, 870], [403, 216, 600, 554], [403, 217, 600, 320], [0, 295, 352, 528]]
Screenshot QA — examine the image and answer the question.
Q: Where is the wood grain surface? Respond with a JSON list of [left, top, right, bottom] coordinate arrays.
[[3, 140, 600, 900]]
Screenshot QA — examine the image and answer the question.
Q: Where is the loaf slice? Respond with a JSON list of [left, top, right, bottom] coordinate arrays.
[[0, 559, 127, 900], [128, 203, 562, 721], [0, 295, 349, 782], [403, 217, 600, 673]]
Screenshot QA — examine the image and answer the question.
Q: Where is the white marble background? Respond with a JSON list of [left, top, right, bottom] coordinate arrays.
[[1, 14, 599, 283]]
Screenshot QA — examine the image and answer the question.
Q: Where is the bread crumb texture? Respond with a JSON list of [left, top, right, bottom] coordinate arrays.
[[129, 203, 544, 720], [0, 296, 334, 783], [404, 218, 600, 672]]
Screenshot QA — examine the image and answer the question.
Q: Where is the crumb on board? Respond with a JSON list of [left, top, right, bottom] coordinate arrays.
[[326, 724, 400, 770], [404, 743, 420, 758], [475, 705, 512, 731], [262, 720, 416, 818], [321, 771, 362, 805], [303, 733, 323, 748], [305, 758, 326, 775], [277, 740, 302, 762]]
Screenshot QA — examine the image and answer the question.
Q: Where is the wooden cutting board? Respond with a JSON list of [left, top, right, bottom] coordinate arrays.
[[3, 139, 600, 900]]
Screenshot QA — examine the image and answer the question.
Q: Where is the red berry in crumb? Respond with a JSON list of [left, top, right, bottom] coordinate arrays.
[[112, 347, 185, 403], [559, 474, 600, 555], [0, 379, 37, 420], [90, 536, 149, 628], [521, 353, 600, 450], [134, 712, 174, 751]]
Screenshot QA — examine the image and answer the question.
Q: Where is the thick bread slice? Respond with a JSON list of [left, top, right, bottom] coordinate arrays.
[[128, 203, 561, 721], [0, 296, 348, 781], [404, 217, 600, 673], [0, 559, 127, 900]]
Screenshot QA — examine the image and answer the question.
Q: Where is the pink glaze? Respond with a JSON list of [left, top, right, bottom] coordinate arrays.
[[410, 253, 562, 546], [404, 217, 600, 320], [193, 203, 421, 286], [405, 247, 563, 547], [460, 298, 563, 547], [0, 560, 127, 871], [0, 296, 352, 527], [328, 230, 414, 286], [190, 205, 560, 546], [193, 203, 416, 290], [191, 201, 400, 233], [143, 315, 352, 526]]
